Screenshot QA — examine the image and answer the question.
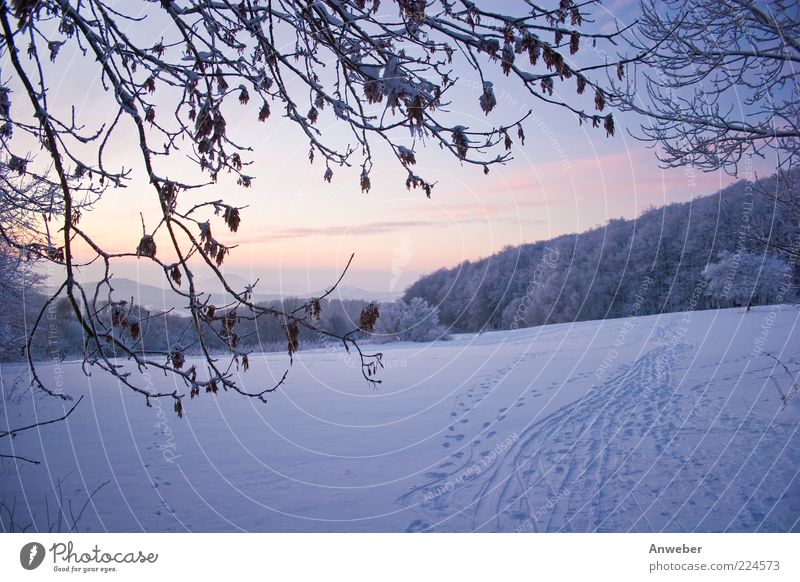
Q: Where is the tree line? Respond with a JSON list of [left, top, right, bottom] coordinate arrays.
[[0, 291, 448, 362], [404, 174, 799, 333]]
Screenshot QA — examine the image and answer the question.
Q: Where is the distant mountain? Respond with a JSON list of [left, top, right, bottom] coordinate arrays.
[[307, 285, 402, 302], [87, 278, 208, 312], [89, 278, 400, 313], [404, 174, 799, 332], [193, 274, 400, 302]]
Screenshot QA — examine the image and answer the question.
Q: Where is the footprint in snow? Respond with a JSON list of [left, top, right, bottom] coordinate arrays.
[[510, 511, 528, 521], [425, 471, 449, 479]]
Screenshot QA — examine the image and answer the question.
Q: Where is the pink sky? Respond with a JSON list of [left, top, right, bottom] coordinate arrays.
[[76, 125, 753, 295], [29, 0, 774, 295]]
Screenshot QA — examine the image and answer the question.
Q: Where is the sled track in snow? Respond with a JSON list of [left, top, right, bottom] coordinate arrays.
[[399, 320, 800, 532], [472, 327, 686, 532]]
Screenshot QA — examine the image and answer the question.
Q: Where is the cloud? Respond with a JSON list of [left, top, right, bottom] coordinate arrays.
[[253, 219, 457, 242], [249, 200, 539, 242]]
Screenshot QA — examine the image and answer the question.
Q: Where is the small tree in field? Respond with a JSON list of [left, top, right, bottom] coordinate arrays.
[[0, 0, 630, 419], [374, 297, 446, 342], [702, 250, 791, 308]]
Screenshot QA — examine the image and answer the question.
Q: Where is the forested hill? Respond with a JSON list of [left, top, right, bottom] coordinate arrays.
[[403, 175, 799, 332]]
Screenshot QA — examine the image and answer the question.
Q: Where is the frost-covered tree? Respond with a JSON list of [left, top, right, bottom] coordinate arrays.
[[405, 175, 797, 331], [702, 250, 792, 308], [613, 0, 800, 174], [374, 297, 446, 342], [0, 159, 52, 360], [612, 1, 800, 301], [0, 0, 630, 413], [0, 247, 38, 359]]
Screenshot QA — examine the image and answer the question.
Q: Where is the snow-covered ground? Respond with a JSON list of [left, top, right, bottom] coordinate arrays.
[[2, 306, 799, 532]]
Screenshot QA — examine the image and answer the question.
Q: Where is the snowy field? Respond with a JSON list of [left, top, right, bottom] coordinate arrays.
[[2, 306, 799, 532]]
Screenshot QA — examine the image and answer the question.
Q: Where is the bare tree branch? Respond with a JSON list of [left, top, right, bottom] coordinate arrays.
[[0, 0, 631, 416], [611, 0, 800, 174]]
